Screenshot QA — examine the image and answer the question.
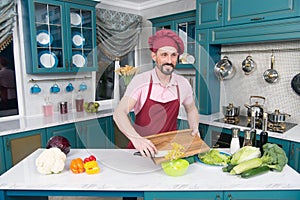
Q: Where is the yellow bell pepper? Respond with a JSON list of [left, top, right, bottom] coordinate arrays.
[[84, 160, 100, 174]]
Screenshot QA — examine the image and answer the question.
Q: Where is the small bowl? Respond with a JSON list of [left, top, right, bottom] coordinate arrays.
[[161, 159, 189, 177]]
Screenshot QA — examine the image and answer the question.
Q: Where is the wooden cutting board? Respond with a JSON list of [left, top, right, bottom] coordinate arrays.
[[145, 129, 210, 164]]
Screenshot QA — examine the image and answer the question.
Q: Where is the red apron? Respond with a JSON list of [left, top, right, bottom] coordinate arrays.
[[128, 76, 180, 148]]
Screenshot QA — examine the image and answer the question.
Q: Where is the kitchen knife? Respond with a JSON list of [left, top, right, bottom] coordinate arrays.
[[133, 150, 169, 158]]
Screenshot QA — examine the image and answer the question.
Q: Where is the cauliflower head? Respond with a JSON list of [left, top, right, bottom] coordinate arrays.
[[36, 147, 67, 175]]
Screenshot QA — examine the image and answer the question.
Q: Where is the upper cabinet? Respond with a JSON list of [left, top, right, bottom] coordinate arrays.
[[224, 0, 300, 26], [23, 0, 98, 74], [196, 0, 300, 29], [196, 0, 224, 29], [149, 10, 196, 69]]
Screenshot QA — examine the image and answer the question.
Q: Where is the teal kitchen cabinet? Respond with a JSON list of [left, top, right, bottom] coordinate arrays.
[[149, 10, 196, 69], [76, 117, 114, 148], [224, 190, 300, 200], [289, 142, 300, 173], [224, 0, 300, 26], [196, 0, 224, 29], [144, 191, 223, 200], [177, 119, 189, 130], [22, 0, 98, 74], [195, 29, 220, 114], [46, 123, 78, 149], [3, 129, 47, 170], [0, 137, 5, 175]]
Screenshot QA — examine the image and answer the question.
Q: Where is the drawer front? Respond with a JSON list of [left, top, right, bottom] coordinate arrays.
[[225, 0, 300, 26]]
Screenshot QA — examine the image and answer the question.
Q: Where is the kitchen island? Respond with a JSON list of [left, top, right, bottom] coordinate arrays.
[[0, 149, 299, 200]]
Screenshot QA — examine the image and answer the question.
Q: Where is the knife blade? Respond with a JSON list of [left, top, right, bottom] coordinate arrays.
[[133, 150, 169, 157]]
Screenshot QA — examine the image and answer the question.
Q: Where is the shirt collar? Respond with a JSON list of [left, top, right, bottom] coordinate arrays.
[[151, 68, 177, 87]]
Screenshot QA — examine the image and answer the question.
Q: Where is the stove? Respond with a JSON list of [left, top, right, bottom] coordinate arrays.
[[214, 115, 297, 133]]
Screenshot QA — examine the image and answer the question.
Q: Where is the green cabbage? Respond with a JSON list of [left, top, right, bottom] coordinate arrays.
[[230, 146, 261, 165]]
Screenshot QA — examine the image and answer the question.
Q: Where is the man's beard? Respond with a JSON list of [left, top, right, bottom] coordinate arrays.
[[157, 63, 175, 75]]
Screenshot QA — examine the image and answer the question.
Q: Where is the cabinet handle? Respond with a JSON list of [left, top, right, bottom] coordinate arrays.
[[216, 194, 221, 200], [6, 138, 10, 151], [227, 194, 232, 200], [218, 4, 222, 16], [290, 144, 294, 161], [251, 17, 265, 21]]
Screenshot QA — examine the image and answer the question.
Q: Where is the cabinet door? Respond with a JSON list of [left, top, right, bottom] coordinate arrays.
[[149, 10, 196, 70], [144, 191, 223, 200], [66, 3, 97, 72], [77, 117, 114, 148], [46, 123, 78, 148], [196, 0, 224, 29], [177, 119, 189, 130], [0, 137, 5, 175], [27, 0, 67, 73], [26, 0, 97, 74], [224, 0, 300, 26], [3, 129, 46, 169], [195, 29, 221, 115], [224, 190, 300, 200], [289, 142, 300, 173], [267, 137, 290, 158]]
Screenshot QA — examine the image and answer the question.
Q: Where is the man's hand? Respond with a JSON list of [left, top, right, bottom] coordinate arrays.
[[131, 136, 157, 157]]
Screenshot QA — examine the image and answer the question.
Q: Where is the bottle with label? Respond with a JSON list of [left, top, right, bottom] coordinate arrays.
[[250, 110, 257, 147], [260, 112, 269, 154], [243, 129, 252, 147], [230, 128, 240, 154]]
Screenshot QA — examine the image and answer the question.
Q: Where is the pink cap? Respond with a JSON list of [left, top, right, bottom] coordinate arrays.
[[148, 29, 184, 55]]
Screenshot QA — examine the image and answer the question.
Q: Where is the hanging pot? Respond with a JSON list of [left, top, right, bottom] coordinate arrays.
[[268, 109, 291, 123], [242, 55, 256, 75], [222, 103, 240, 117], [244, 96, 265, 119], [263, 54, 279, 83], [214, 56, 236, 81], [291, 73, 300, 96]]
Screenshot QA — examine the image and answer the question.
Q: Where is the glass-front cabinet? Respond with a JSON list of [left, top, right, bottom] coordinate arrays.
[[24, 0, 98, 74], [149, 10, 196, 68]]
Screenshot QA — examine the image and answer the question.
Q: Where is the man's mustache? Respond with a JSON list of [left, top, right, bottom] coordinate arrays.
[[162, 63, 175, 68]]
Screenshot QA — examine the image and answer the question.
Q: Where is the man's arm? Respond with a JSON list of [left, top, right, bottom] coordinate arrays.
[[184, 101, 200, 136], [113, 96, 157, 157]]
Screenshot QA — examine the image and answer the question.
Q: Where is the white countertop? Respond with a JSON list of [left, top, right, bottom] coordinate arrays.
[[0, 148, 299, 191], [0, 109, 113, 137], [0, 111, 299, 144], [196, 113, 300, 143]]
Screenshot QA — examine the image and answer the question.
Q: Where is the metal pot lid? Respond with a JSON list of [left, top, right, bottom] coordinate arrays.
[[214, 56, 236, 81]]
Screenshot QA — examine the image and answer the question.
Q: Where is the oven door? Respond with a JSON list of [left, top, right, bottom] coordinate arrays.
[[205, 126, 243, 148]]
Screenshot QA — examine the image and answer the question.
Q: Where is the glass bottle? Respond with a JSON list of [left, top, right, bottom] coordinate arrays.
[[260, 112, 269, 154], [230, 128, 240, 154], [243, 129, 252, 147], [250, 110, 257, 147]]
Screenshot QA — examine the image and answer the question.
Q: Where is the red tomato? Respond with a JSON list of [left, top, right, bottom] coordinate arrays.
[[83, 155, 96, 163], [89, 155, 96, 161], [84, 158, 90, 163]]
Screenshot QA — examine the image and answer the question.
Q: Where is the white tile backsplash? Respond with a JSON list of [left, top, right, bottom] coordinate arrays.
[[220, 40, 300, 124]]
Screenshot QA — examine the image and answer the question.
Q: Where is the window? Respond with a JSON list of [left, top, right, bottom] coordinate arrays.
[[0, 41, 19, 117], [95, 51, 135, 105]]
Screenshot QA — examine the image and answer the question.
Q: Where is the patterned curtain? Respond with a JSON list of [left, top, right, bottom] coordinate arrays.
[[96, 8, 143, 61], [0, 0, 16, 52]]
